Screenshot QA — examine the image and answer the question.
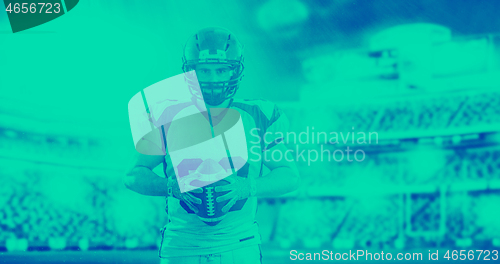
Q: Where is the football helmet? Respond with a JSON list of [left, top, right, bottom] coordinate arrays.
[[182, 27, 244, 106]]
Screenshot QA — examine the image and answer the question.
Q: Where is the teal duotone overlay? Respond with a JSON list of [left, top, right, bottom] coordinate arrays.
[[0, 0, 499, 261]]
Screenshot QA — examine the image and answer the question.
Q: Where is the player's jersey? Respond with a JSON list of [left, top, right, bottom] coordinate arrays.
[[155, 98, 289, 258]]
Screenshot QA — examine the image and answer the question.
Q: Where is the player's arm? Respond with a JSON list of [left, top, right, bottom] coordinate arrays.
[[257, 143, 301, 197], [123, 153, 202, 212], [123, 153, 168, 196]]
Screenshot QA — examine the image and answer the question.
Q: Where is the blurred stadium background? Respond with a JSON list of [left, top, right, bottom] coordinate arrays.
[[1, 0, 500, 263]]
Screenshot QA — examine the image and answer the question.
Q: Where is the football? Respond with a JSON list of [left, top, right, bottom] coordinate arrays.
[[191, 178, 231, 226], [180, 158, 248, 226]]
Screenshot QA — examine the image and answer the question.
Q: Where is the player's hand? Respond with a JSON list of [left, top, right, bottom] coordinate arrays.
[[167, 176, 203, 214], [214, 175, 252, 213]]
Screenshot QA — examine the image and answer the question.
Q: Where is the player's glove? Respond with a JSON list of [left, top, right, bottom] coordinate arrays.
[[215, 175, 256, 213], [167, 176, 203, 214]]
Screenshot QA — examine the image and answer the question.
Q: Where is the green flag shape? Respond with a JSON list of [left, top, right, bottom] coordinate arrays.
[[3, 0, 79, 33]]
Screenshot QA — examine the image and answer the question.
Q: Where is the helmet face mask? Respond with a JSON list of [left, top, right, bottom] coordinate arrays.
[[182, 27, 244, 106], [183, 62, 244, 106]]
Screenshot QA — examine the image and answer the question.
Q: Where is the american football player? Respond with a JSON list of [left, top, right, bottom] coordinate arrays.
[[124, 27, 300, 264]]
